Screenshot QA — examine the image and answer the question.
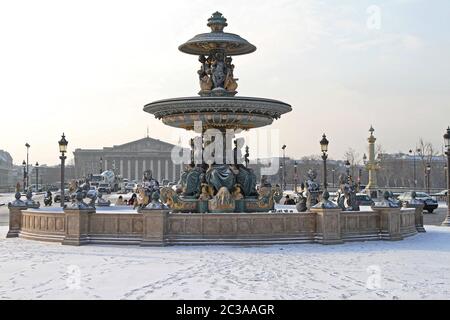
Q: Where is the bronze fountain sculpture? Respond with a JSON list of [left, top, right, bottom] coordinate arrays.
[[144, 12, 291, 213]]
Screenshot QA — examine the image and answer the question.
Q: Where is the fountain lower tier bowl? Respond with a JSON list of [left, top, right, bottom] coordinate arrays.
[[143, 96, 292, 130]]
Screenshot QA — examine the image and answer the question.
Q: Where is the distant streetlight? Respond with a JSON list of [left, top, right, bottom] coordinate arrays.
[[100, 157, 103, 174], [320, 134, 329, 190], [281, 145, 286, 191], [442, 127, 450, 226], [22, 160, 26, 192], [25, 143, 30, 190], [294, 160, 298, 193], [35, 162, 39, 192], [426, 163, 431, 194], [409, 149, 417, 189], [345, 159, 351, 176], [58, 133, 68, 208]]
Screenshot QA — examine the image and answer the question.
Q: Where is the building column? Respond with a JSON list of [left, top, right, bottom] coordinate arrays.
[[172, 162, 176, 182], [120, 159, 124, 176], [165, 160, 169, 181], [157, 160, 161, 181], [135, 160, 139, 180], [127, 160, 131, 180]]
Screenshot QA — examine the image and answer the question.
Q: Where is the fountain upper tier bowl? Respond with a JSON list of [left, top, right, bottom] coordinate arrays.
[[143, 96, 292, 130]]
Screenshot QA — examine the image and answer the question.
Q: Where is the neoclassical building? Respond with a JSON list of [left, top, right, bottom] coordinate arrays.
[[73, 137, 186, 183], [0, 150, 14, 188]]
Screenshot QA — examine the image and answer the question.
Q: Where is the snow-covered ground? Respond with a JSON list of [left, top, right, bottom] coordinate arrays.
[[1, 225, 450, 300]]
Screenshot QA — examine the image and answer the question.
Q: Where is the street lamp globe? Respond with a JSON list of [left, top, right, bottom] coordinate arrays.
[[35, 162, 39, 167], [320, 134, 329, 153], [426, 163, 431, 173], [22, 160, 26, 167], [58, 133, 68, 154], [345, 159, 351, 169]]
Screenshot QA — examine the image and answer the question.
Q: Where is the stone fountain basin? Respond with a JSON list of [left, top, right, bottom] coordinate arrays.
[[143, 96, 292, 130]]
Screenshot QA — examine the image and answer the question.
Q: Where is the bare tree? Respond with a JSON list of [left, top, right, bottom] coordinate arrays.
[[343, 148, 361, 178], [417, 139, 438, 189]]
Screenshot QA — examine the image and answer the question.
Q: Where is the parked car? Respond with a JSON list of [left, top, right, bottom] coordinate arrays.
[[355, 193, 375, 206], [125, 183, 137, 193], [97, 183, 112, 194], [435, 189, 448, 196], [398, 191, 439, 213]]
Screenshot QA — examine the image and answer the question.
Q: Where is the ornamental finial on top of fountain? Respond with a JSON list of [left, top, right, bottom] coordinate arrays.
[[207, 12, 228, 32]]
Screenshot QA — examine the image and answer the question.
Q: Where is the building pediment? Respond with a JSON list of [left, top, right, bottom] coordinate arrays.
[[107, 137, 175, 153]]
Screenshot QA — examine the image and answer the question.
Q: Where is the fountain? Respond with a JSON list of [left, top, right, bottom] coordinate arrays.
[[144, 12, 291, 213], [6, 12, 423, 246]]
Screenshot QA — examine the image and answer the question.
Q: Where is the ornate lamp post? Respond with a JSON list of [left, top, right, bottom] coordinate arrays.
[[25, 143, 30, 191], [426, 163, 431, 194], [363, 153, 367, 187], [58, 133, 68, 208], [442, 127, 450, 226], [279, 164, 283, 189], [358, 168, 362, 191], [345, 159, 351, 179], [365, 126, 380, 199], [99, 157, 103, 174], [445, 163, 448, 192], [409, 149, 418, 189], [320, 134, 329, 191], [281, 145, 286, 191], [22, 160, 26, 192], [294, 160, 298, 193], [35, 162, 39, 192]]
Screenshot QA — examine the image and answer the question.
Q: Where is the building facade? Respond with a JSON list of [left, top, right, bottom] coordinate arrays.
[[73, 137, 185, 183], [0, 150, 14, 189]]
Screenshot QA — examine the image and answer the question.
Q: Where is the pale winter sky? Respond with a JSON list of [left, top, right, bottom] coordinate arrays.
[[0, 0, 449, 166]]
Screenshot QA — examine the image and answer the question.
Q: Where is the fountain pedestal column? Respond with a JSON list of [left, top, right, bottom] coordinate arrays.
[[311, 207, 343, 245], [62, 208, 95, 246], [140, 209, 169, 246]]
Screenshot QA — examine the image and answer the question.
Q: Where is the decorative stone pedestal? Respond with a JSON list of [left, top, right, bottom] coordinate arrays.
[[7, 205, 27, 238], [403, 203, 426, 233], [372, 207, 403, 241], [62, 208, 95, 246], [140, 209, 170, 246], [310, 207, 343, 245]]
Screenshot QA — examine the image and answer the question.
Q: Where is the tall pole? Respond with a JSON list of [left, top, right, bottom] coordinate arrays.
[[35, 162, 39, 192], [22, 162, 26, 192], [410, 149, 417, 189], [358, 168, 362, 191], [281, 145, 286, 191], [366, 126, 379, 199], [446, 151, 450, 224], [25, 143, 30, 191], [442, 127, 450, 226], [60, 155, 66, 208], [59, 133, 68, 208], [294, 161, 298, 193], [322, 153, 328, 190]]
